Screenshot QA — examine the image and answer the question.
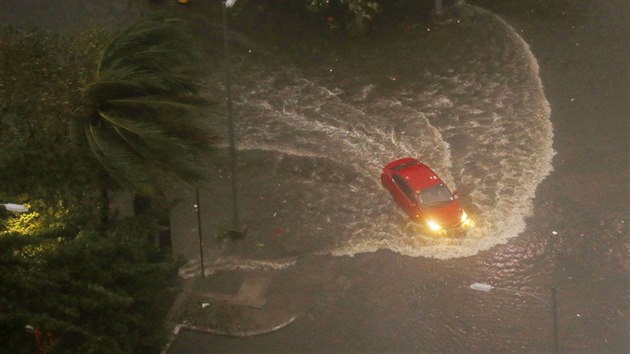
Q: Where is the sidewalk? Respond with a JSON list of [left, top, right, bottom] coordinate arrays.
[[162, 260, 302, 353]]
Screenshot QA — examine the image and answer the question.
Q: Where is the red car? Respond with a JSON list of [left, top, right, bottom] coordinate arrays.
[[381, 157, 473, 234]]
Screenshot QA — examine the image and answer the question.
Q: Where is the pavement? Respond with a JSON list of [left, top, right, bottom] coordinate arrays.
[[172, 261, 300, 336], [161, 260, 302, 353]]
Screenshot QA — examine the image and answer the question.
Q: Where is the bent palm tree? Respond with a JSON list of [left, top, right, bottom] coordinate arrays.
[[83, 18, 216, 200]]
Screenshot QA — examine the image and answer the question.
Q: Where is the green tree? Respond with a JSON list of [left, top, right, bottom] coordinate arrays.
[[307, 0, 380, 20], [306, 0, 380, 32], [81, 18, 216, 227], [1, 18, 217, 232], [0, 218, 183, 353], [0, 18, 216, 353], [0, 26, 108, 232], [303, 0, 466, 30]]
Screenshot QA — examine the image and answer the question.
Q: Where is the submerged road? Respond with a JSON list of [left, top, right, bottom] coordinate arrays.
[[169, 1, 628, 353]]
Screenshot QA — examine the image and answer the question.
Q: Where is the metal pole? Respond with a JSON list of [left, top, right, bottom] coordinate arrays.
[[195, 188, 205, 278], [223, 1, 240, 230], [552, 287, 559, 354]]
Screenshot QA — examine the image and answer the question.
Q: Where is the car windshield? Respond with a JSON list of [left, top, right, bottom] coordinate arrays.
[[392, 160, 419, 171], [417, 184, 454, 208]]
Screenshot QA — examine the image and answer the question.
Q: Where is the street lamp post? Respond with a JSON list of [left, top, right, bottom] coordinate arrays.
[[469, 282, 559, 354], [194, 189, 205, 278], [551, 287, 559, 354], [222, 0, 240, 231]]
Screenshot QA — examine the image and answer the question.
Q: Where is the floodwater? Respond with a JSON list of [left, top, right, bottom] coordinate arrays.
[[182, 5, 554, 262], [172, 0, 628, 353]]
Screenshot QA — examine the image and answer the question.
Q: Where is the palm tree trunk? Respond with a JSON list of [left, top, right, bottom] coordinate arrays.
[[133, 194, 172, 250]]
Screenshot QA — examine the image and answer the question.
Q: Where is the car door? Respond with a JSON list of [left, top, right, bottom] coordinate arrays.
[[391, 174, 418, 216]]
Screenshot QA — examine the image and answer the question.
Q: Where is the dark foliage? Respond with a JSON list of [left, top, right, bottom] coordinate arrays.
[[0, 26, 107, 216], [0, 18, 215, 353], [83, 17, 217, 198], [0, 218, 183, 353]]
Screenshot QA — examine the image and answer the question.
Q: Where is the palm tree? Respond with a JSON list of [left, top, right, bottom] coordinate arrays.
[[81, 18, 217, 229]]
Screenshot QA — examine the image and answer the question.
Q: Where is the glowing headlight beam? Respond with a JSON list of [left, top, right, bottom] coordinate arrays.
[[427, 220, 442, 231]]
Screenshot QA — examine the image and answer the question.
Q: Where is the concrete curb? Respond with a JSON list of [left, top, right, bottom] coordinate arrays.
[[162, 315, 300, 354], [162, 266, 302, 353]]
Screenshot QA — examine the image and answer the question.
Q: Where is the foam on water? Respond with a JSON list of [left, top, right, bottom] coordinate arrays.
[[232, 74, 452, 180], [333, 8, 553, 259], [179, 257, 297, 279]]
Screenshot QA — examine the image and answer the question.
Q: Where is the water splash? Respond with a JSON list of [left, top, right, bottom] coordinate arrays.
[[195, 5, 553, 261]]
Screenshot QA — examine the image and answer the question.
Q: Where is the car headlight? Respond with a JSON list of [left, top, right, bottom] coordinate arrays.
[[426, 220, 442, 231], [461, 211, 468, 223]]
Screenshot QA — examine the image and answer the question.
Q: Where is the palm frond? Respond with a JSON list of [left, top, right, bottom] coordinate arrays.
[[106, 95, 214, 114], [97, 109, 169, 141], [85, 124, 158, 196], [96, 18, 204, 95], [97, 109, 205, 153], [97, 109, 209, 182], [82, 17, 218, 196], [105, 95, 217, 135], [110, 125, 208, 183], [85, 81, 149, 103]]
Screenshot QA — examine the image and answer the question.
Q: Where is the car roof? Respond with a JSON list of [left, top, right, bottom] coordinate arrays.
[[386, 158, 444, 191]]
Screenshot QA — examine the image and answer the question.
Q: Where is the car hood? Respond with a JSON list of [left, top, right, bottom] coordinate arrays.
[[424, 200, 462, 227]]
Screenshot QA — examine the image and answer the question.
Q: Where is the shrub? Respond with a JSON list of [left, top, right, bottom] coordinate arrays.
[[0, 217, 183, 353]]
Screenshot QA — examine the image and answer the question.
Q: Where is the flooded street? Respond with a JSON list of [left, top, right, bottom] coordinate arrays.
[[176, 4, 553, 261], [171, 1, 628, 353]]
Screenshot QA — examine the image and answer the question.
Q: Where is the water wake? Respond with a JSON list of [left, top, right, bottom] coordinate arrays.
[[199, 5, 553, 261]]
